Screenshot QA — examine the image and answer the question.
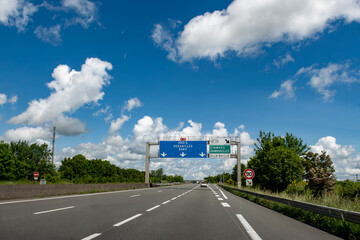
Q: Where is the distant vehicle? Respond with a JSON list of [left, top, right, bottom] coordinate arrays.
[[200, 181, 207, 187]]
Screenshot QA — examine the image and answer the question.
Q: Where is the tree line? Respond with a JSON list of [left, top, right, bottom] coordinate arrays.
[[149, 168, 184, 183]]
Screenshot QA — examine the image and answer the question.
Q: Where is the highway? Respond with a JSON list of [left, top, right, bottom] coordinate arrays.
[[0, 184, 341, 240]]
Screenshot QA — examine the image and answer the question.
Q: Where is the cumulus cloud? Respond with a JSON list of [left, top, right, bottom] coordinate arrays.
[[153, 0, 360, 62], [0, 0, 38, 31], [34, 25, 62, 45], [54, 115, 88, 136], [124, 97, 143, 112], [4, 126, 50, 142], [310, 136, 360, 179], [273, 52, 295, 68], [297, 63, 359, 101], [0, 93, 18, 105], [109, 115, 130, 135], [61, 0, 97, 28], [269, 80, 296, 99], [9, 58, 112, 126]]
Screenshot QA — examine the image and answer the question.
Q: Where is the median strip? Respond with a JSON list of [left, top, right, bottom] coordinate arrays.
[[33, 206, 75, 215], [236, 214, 262, 240], [81, 233, 101, 240], [113, 214, 142, 227]]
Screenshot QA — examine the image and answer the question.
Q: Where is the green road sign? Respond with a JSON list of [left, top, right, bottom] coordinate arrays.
[[209, 145, 230, 154]]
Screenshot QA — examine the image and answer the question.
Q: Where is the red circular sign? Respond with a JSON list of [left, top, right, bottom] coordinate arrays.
[[34, 172, 39, 177], [244, 169, 255, 179]]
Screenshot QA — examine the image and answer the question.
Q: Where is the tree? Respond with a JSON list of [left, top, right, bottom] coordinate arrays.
[[303, 151, 336, 196], [248, 131, 305, 192], [0, 142, 16, 180]]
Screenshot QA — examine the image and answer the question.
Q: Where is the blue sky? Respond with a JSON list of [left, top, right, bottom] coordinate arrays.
[[0, 0, 359, 180]]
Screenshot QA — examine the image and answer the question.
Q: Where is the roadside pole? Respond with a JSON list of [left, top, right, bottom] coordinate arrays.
[[145, 142, 150, 184], [237, 141, 241, 188]]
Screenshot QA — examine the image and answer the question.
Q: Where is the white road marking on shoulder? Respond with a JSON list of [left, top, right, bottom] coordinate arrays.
[[113, 214, 142, 227], [236, 214, 262, 240], [130, 194, 140, 197], [221, 202, 230, 207], [33, 206, 74, 215], [146, 205, 160, 212], [217, 187, 228, 199], [81, 233, 101, 240]]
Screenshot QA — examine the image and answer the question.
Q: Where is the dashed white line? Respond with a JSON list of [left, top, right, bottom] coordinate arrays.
[[113, 214, 142, 227], [171, 197, 177, 200], [146, 205, 160, 212], [221, 202, 231, 207], [178, 195, 182, 197], [236, 214, 262, 240], [158, 190, 162, 192], [215, 195, 220, 197], [130, 194, 140, 198], [162, 200, 170, 205], [33, 206, 75, 215], [218, 198, 224, 201], [81, 233, 101, 240]]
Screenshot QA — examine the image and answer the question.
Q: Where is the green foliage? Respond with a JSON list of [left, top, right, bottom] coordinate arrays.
[[336, 180, 360, 200], [232, 163, 246, 185], [249, 144, 304, 192], [0, 142, 16, 180], [205, 172, 232, 183], [285, 180, 308, 196], [303, 151, 336, 196]]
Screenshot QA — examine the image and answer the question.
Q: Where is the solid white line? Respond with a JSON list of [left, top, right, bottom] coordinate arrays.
[[114, 214, 142, 227], [146, 205, 160, 212], [162, 200, 170, 204], [130, 194, 140, 198], [0, 188, 153, 205], [236, 214, 262, 240], [218, 188, 228, 199], [81, 233, 101, 240], [221, 202, 230, 207], [218, 198, 224, 201], [33, 206, 75, 215]]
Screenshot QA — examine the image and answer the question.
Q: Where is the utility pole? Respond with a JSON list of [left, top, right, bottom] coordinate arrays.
[[52, 126, 56, 164]]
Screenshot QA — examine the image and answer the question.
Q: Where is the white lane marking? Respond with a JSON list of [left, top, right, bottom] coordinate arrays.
[[162, 200, 170, 205], [236, 214, 262, 240], [171, 197, 177, 200], [215, 195, 220, 197], [114, 214, 142, 227], [158, 191, 162, 192], [146, 205, 160, 212], [130, 194, 140, 198], [81, 233, 101, 240], [218, 188, 228, 199], [33, 206, 75, 215], [177, 195, 182, 197], [221, 202, 231, 207], [0, 187, 153, 205], [218, 198, 224, 201]]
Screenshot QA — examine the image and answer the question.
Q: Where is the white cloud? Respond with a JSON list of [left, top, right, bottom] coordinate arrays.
[[4, 126, 50, 142], [124, 97, 143, 112], [62, 0, 97, 28], [55, 115, 88, 136], [273, 52, 295, 68], [269, 80, 296, 99], [0, 93, 17, 105], [310, 136, 360, 179], [9, 58, 112, 125], [109, 115, 130, 135], [211, 122, 228, 137], [34, 25, 62, 45], [0, 0, 38, 31], [297, 63, 359, 101], [153, 0, 360, 62]]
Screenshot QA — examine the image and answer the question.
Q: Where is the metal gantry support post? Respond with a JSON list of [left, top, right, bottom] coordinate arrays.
[[145, 142, 150, 184], [237, 141, 241, 188]]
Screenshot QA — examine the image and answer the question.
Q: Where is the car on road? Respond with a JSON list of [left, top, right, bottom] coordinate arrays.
[[200, 181, 208, 187]]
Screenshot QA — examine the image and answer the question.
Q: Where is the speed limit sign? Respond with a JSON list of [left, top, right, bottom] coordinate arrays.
[[244, 169, 255, 179]]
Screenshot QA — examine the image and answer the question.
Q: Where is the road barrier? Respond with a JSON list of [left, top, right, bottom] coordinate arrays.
[[220, 184, 360, 224]]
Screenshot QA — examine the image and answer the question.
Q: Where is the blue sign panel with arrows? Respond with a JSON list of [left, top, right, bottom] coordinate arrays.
[[159, 141, 207, 158]]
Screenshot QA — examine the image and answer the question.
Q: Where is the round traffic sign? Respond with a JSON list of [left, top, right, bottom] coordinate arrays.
[[34, 172, 39, 178], [244, 169, 255, 179]]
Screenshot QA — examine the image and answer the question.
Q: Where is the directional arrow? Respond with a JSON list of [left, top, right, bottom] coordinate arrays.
[[160, 152, 167, 157], [199, 152, 206, 157], [180, 152, 186, 157]]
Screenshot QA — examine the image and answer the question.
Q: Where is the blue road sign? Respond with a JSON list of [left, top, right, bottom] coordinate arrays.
[[159, 141, 207, 158]]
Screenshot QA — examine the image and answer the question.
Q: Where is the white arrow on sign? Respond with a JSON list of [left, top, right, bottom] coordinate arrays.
[[180, 152, 186, 157], [160, 152, 167, 157], [199, 152, 206, 157]]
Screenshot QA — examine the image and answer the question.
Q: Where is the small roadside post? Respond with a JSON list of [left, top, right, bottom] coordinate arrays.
[[34, 172, 39, 183]]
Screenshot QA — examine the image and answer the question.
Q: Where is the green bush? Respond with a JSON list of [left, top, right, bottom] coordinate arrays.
[[336, 180, 360, 200], [285, 180, 307, 196]]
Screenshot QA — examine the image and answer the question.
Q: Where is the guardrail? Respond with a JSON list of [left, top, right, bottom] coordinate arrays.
[[220, 184, 360, 224]]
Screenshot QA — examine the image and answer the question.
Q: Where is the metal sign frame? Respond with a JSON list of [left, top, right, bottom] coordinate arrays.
[[145, 138, 242, 188]]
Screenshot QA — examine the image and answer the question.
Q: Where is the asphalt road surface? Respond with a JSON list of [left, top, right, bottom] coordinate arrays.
[[0, 184, 341, 240]]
